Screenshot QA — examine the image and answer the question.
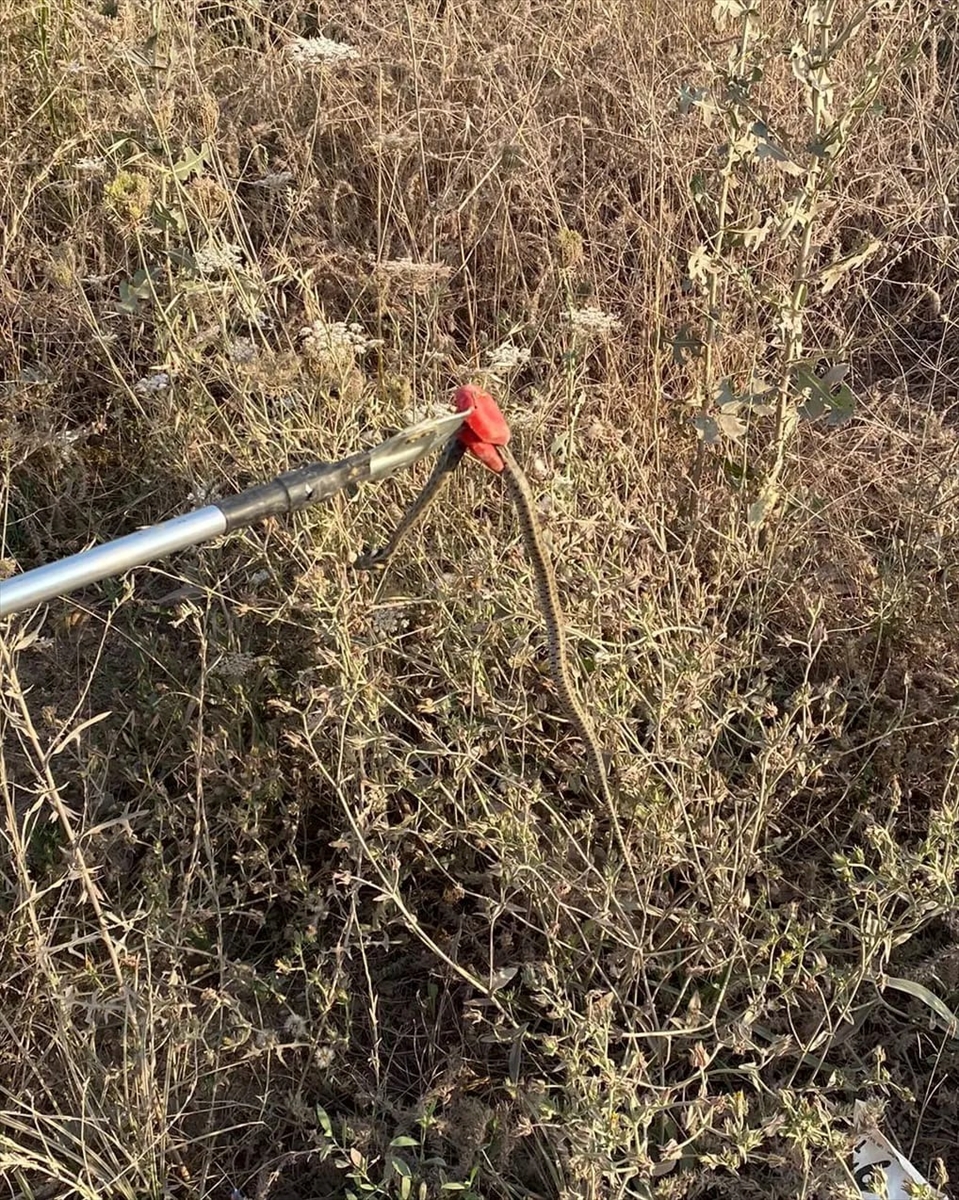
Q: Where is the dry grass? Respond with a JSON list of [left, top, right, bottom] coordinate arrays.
[[2, 1, 959, 1197]]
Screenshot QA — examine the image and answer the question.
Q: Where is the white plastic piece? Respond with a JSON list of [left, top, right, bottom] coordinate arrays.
[[853, 1101, 946, 1200]]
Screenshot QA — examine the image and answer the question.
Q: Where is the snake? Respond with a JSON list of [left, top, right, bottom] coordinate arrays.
[[357, 434, 614, 809], [355, 437, 467, 572]]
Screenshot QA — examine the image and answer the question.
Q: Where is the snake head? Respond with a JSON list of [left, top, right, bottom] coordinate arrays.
[[354, 546, 388, 572]]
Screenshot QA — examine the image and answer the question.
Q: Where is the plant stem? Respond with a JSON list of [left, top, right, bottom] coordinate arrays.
[[766, 1, 834, 501], [692, 6, 755, 503]]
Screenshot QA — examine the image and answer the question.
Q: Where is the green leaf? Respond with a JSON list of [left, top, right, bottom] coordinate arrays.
[[743, 380, 775, 413], [392, 1159, 412, 1178], [490, 965, 518, 991], [825, 383, 856, 427], [690, 172, 710, 206], [807, 122, 843, 159], [687, 244, 713, 285], [151, 199, 186, 233], [712, 0, 747, 31], [103, 130, 145, 159], [793, 362, 857, 426], [819, 238, 881, 294], [884, 977, 959, 1037], [715, 377, 738, 408], [172, 142, 210, 182], [550, 431, 570, 463], [722, 459, 756, 490], [797, 387, 826, 422], [165, 246, 195, 270], [692, 414, 721, 445], [718, 411, 746, 439], [116, 266, 158, 314], [678, 84, 708, 116], [822, 362, 849, 386], [751, 121, 804, 176], [390, 1136, 420, 1149]]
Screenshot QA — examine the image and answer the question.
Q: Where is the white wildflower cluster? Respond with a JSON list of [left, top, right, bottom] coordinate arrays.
[[186, 481, 217, 504], [227, 337, 258, 364], [314, 1045, 335, 1069], [562, 306, 622, 338], [372, 606, 411, 638], [485, 342, 531, 372], [135, 372, 171, 395], [400, 401, 450, 427], [288, 35, 358, 66], [193, 240, 243, 277], [300, 319, 382, 357], [283, 1013, 308, 1038], [75, 156, 107, 174]]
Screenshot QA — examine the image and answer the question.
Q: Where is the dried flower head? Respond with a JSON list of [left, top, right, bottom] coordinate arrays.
[[314, 1045, 335, 1069], [373, 257, 452, 297], [288, 35, 359, 66], [227, 337, 258, 365], [191, 91, 220, 137], [372, 606, 411, 639], [283, 1013, 308, 1039], [300, 318, 381, 359], [562, 306, 622, 338], [103, 170, 154, 228], [193, 240, 244, 277], [135, 372, 171, 395], [555, 226, 585, 268], [187, 176, 230, 222], [209, 652, 264, 680], [485, 342, 531, 373]]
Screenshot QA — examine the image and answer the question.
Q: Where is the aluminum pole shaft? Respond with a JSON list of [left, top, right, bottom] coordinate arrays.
[[0, 506, 226, 618]]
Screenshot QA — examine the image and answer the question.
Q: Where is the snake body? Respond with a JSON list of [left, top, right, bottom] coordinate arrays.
[[359, 435, 612, 807], [496, 444, 613, 808], [356, 438, 467, 571]]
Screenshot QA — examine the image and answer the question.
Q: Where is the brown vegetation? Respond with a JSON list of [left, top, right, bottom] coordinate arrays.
[[2, 1, 958, 1197]]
